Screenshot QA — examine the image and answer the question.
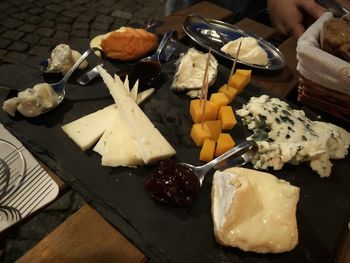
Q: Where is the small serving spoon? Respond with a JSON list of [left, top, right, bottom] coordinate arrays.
[[126, 29, 177, 91], [46, 47, 103, 111], [181, 140, 258, 186], [145, 140, 258, 206]]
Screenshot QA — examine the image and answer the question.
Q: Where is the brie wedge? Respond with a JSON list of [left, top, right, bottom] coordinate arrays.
[[212, 167, 299, 253]]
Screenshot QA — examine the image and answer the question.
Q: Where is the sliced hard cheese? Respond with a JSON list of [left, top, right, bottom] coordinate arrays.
[[98, 65, 176, 164], [61, 105, 117, 151], [93, 109, 142, 167], [130, 79, 139, 102], [137, 88, 155, 105]]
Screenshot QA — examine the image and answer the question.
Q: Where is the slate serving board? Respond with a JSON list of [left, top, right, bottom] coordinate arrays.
[[0, 41, 349, 263]]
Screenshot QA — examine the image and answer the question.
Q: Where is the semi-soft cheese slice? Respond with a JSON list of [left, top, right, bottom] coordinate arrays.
[[61, 105, 117, 151], [93, 108, 142, 167], [98, 66, 176, 164], [212, 167, 299, 253]]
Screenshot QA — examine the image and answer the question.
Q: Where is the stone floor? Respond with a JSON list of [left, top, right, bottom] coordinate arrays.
[[0, 0, 172, 68], [0, 0, 256, 261]]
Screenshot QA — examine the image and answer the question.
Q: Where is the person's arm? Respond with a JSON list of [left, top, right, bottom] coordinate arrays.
[[267, 0, 326, 38]]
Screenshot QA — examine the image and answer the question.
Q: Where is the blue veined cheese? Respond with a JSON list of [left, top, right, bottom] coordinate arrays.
[[236, 95, 350, 177], [48, 44, 88, 74]]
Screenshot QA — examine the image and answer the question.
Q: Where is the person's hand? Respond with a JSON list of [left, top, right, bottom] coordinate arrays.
[[267, 0, 326, 38]]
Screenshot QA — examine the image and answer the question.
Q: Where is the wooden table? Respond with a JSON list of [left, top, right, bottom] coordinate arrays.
[[15, 1, 350, 262]]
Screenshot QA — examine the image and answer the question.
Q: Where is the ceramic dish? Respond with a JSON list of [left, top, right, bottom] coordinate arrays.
[[182, 15, 286, 70], [0, 124, 59, 232]]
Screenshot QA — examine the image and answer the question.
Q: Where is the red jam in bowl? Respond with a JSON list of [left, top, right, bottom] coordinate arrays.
[[144, 159, 200, 206]]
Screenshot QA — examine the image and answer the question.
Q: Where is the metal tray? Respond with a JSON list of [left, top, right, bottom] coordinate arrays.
[[183, 15, 286, 71]]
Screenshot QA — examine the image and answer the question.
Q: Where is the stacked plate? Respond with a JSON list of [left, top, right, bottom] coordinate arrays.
[[0, 123, 59, 232]]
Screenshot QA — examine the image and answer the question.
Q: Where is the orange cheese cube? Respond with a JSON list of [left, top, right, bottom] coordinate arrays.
[[218, 84, 238, 103], [229, 69, 251, 92], [190, 123, 211, 147], [210, 93, 229, 108], [215, 133, 236, 157], [218, 106, 237, 130], [200, 138, 216, 162], [190, 99, 218, 123], [204, 120, 221, 141]]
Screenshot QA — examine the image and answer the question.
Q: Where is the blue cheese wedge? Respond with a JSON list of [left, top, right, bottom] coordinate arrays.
[[236, 95, 350, 177]]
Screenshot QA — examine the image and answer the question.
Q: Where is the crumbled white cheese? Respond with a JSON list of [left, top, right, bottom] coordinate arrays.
[[48, 44, 88, 74], [236, 95, 350, 177], [2, 83, 59, 117], [171, 48, 218, 98]]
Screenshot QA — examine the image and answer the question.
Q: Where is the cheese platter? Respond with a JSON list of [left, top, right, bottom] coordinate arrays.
[[0, 29, 350, 263]]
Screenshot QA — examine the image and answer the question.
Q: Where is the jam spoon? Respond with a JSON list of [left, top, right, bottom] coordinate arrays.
[[181, 140, 258, 186], [126, 30, 177, 91], [145, 140, 258, 206]]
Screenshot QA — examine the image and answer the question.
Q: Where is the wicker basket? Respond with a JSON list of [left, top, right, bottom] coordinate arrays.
[[298, 76, 350, 123]]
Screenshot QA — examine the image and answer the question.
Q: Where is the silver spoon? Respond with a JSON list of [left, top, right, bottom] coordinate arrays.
[[143, 29, 177, 62], [46, 47, 103, 111], [124, 30, 177, 90], [181, 140, 258, 186]]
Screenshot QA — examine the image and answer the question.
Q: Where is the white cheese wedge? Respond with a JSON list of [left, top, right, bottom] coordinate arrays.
[[130, 79, 139, 102], [220, 37, 268, 66], [136, 88, 155, 105], [61, 105, 117, 151], [171, 48, 218, 98], [212, 167, 300, 253], [93, 108, 142, 167], [98, 65, 176, 164]]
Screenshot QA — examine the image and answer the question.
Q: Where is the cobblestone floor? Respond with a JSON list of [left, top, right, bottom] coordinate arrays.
[[0, 0, 172, 261], [0, 0, 171, 68]]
